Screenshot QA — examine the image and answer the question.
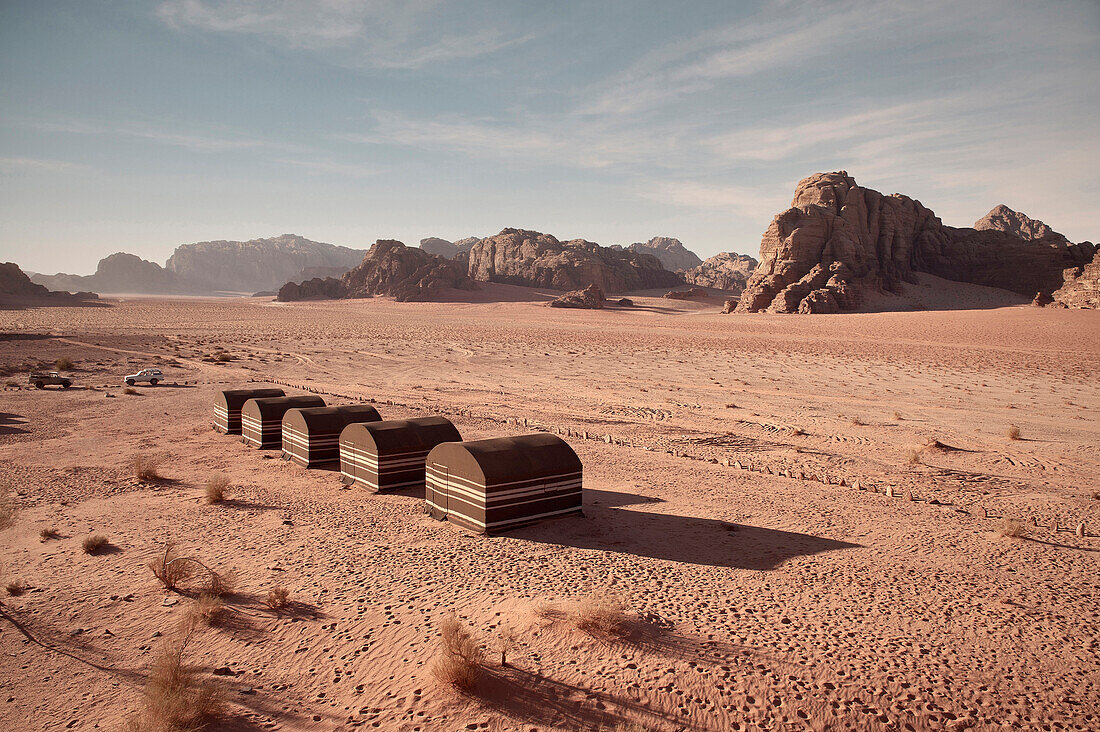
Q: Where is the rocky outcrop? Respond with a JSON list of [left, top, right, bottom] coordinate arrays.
[[626, 237, 702, 271], [974, 205, 1068, 244], [33, 252, 185, 294], [735, 172, 1093, 313], [549, 284, 605, 309], [419, 237, 480, 259], [0, 262, 98, 304], [1050, 254, 1100, 309], [466, 229, 682, 293], [663, 287, 710, 300], [683, 252, 759, 293], [277, 240, 477, 303], [166, 234, 365, 292]]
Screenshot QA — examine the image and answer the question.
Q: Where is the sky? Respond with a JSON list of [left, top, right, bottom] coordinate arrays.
[[1, 0, 1098, 274]]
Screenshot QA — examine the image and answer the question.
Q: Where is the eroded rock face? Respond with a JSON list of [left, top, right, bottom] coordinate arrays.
[[277, 239, 477, 303], [1, 262, 98, 303], [974, 204, 1068, 244], [683, 252, 758, 292], [626, 237, 702, 271], [663, 287, 709, 300], [1051, 253, 1100, 309], [33, 253, 185, 294], [166, 234, 366, 292], [735, 172, 1092, 313], [466, 229, 682, 293], [549, 284, 605, 309], [419, 237, 480, 259]]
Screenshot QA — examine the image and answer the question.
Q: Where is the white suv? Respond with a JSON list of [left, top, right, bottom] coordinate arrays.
[[124, 368, 163, 386]]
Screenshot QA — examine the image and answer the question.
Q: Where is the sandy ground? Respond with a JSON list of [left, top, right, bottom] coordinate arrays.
[[1, 287, 1098, 731]]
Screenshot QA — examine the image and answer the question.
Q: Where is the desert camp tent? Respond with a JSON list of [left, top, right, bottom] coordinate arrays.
[[340, 417, 461, 492], [282, 405, 383, 468], [214, 388, 285, 434], [241, 395, 325, 449], [425, 433, 583, 534]]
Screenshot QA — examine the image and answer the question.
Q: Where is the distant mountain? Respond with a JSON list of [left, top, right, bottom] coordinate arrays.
[[625, 237, 703, 271], [465, 229, 683, 292], [1, 262, 98, 305], [32, 252, 186, 294], [683, 252, 759, 292], [419, 236, 481, 259], [165, 234, 366, 292], [974, 205, 1068, 244]]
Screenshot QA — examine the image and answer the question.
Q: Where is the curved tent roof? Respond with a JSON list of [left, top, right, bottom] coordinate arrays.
[[341, 417, 460, 454], [215, 388, 285, 412], [243, 395, 325, 421], [283, 405, 382, 434], [426, 433, 581, 487]]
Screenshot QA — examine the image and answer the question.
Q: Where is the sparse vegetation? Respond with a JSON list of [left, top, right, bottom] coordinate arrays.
[[265, 586, 290, 611], [126, 617, 221, 731], [1007, 424, 1021, 440], [54, 357, 75, 371], [0, 481, 16, 530], [892, 411, 902, 420], [906, 447, 923, 465], [131, 454, 161, 481], [787, 426, 806, 436], [573, 591, 630, 637], [82, 534, 110, 554], [432, 615, 484, 690], [214, 353, 232, 363], [6, 580, 26, 596], [496, 625, 519, 667], [40, 527, 59, 541], [189, 594, 224, 626], [149, 541, 235, 596], [123, 387, 141, 395], [850, 416, 866, 426], [997, 517, 1027, 539], [203, 475, 230, 504], [1091, 490, 1100, 501]]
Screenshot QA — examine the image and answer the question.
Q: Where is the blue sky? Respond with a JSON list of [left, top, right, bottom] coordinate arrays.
[[1, 0, 1098, 274]]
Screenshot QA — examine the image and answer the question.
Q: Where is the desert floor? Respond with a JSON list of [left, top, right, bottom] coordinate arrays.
[[1, 288, 1098, 731]]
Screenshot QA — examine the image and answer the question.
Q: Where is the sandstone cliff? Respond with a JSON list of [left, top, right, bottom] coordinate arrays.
[[419, 237, 480, 259], [1051, 254, 1099, 309], [625, 237, 703, 271], [466, 229, 682, 292], [33, 252, 186, 294], [278, 240, 477, 303], [1, 262, 99, 305], [683, 252, 758, 293], [734, 172, 1092, 313], [974, 205, 1068, 244], [166, 234, 365, 292]]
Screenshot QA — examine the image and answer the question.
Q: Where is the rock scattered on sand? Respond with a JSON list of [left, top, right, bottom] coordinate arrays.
[[549, 284, 605, 309], [663, 287, 710, 300]]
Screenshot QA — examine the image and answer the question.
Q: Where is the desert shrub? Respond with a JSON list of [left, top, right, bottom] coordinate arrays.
[[82, 535, 110, 554], [40, 527, 58, 541], [131, 455, 161, 481], [573, 591, 630, 637], [1007, 425, 1021, 440], [496, 625, 519, 666], [123, 387, 141, 396], [906, 448, 923, 465], [0, 481, 16, 530], [149, 541, 196, 591], [127, 621, 221, 731], [1092, 490, 1100, 501], [892, 411, 902, 421], [206, 568, 237, 598], [54, 357, 75, 371], [189, 594, 224, 626], [265, 586, 290, 611], [215, 353, 232, 363], [997, 518, 1027, 539], [203, 475, 230, 504], [6, 580, 26, 596], [432, 615, 484, 690], [850, 416, 866, 426]]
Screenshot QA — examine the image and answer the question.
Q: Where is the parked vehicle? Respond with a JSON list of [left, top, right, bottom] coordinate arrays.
[[28, 371, 72, 389], [123, 368, 163, 386]]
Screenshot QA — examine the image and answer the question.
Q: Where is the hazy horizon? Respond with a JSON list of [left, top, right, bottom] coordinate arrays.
[[2, 0, 1098, 275]]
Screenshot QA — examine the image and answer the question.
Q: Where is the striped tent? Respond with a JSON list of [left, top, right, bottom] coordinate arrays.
[[425, 433, 583, 534], [282, 405, 382, 468], [241, 395, 325, 449], [340, 417, 461, 492], [214, 388, 285, 434]]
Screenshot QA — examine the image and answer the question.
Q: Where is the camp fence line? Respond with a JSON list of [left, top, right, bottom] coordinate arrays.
[[243, 377, 1092, 538]]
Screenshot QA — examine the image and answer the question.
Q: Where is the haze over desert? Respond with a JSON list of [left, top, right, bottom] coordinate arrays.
[[2, 1, 1099, 731]]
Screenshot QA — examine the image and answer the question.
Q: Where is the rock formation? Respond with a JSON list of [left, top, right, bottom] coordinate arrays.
[[32, 252, 185, 294], [663, 287, 710, 299], [419, 237, 480, 259], [165, 234, 365, 292], [549, 284, 605, 309], [734, 172, 1093, 313], [465, 229, 682, 293], [0, 262, 98, 305], [1050, 254, 1099, 309], [974, 205, 1068, 244], [683, 252, 759, 292], [277, 240, 477, 303], [625, 237, 703, 271]]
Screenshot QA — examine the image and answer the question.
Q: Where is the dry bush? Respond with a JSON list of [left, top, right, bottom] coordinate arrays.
[[40, 527, 59, 541], [265, 586, 290, 611], [850, 416, 866, 426], [432, 615, 484, 690], [149, 541, 196, 590], [892, 411, 902, 421], [496, 625, 519, 666], [203, 475, 230, 504], [906, 448, 923, 465], [189, 594, 224, 626], [997, 518, 1027, 539], [0, 481, 16, 530], [6, 580, 26, 597], [1091, 490, 1100, 501], [127, 621, 221, 731], [131, 455, 161, 481], [123, 387, 141, 396], [215, 353, 232, 363], [787, 426, 806, 436], [1007, 424, 1021, 440], [82, 535, 110, 554], [573, 591, 630, 637], [207, 568, 237, 598], [54, 357, 75, 371]]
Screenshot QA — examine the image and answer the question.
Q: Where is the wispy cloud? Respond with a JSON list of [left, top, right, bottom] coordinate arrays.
[[0, 157, 87, 173], [156, 0, 531, 69]]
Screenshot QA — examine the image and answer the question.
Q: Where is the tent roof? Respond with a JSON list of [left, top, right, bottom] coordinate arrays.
[[426, 433, 581, 487], [341, 416, 460, 454]]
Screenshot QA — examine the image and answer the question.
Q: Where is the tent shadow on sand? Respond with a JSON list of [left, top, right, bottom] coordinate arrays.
[[502, 489, 860, 570]]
